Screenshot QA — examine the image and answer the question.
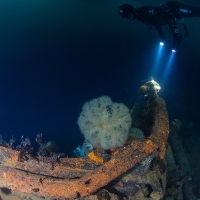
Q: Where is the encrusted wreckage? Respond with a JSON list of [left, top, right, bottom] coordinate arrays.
[[0, 80, 170, 199]]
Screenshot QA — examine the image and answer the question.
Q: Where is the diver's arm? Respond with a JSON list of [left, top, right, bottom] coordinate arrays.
[[154, 25, 166, 41]]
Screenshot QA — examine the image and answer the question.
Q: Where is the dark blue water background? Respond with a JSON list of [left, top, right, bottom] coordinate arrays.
[[0, 0, 199, 156]]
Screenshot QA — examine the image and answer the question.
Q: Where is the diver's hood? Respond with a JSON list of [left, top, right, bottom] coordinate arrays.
[[118, 4, 135, 20]]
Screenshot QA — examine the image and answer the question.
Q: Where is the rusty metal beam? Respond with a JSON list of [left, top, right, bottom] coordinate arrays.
[[149, 95, 169, 159], [0, 146, 99, 178], [0, 140, 157, 199]]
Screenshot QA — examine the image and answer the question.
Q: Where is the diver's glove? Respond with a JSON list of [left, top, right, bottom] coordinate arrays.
[[118, 4, 135, 19]]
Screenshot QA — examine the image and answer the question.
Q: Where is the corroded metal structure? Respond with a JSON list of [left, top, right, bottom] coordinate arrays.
[[0, 81, 169, 199]]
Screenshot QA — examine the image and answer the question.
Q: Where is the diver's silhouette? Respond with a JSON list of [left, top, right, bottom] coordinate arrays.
[[118, 1, 200, 45]]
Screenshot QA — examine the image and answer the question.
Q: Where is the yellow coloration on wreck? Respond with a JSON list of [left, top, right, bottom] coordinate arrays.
[[138, 85, 148, 94], [141, 140, 157, 154], [87, 152, 104, 163], [159, 141, 167, 159]]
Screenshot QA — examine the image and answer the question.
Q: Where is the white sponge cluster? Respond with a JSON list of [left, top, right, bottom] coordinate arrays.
[[78, 96, 132, 150]]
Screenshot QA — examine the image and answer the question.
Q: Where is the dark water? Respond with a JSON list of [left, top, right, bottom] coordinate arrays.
[[0, 0, 200, 156]]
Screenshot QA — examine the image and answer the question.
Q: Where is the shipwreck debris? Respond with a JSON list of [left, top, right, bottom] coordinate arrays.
[[0, 80, 170, 199]]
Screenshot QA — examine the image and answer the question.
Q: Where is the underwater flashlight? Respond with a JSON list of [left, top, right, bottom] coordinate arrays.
[[159, 42, 164, 46], [172, 48, 176, 52]]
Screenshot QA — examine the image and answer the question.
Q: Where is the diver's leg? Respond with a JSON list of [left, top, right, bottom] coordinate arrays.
[[166, 1, 200, 18], [168, 23, 182, 45]]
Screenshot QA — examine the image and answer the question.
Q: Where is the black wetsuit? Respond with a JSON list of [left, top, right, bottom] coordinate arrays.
[[118, 1, 200, 45]]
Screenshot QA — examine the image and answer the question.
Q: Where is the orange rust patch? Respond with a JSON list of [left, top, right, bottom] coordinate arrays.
[[141, 140, 158, 154]]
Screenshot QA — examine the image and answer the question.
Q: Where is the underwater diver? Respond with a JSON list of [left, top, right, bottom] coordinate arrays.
[[118, 1, 200, 46]]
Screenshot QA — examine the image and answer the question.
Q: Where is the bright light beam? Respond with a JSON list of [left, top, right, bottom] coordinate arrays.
[[162, 51, 176, 82], [151, 43, 165, 77]]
